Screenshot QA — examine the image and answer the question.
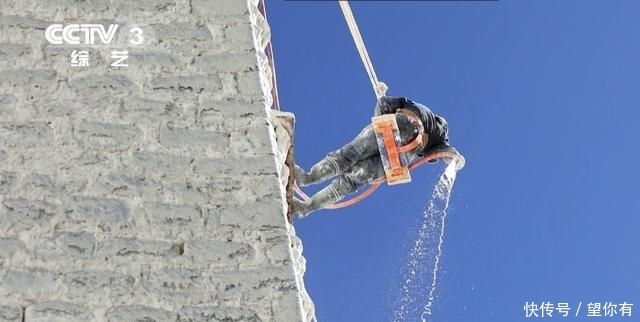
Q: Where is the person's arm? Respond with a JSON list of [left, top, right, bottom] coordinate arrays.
[[418, 140, 451, 156], [373, 96, 409, 116], [416, 115, 450, 159]]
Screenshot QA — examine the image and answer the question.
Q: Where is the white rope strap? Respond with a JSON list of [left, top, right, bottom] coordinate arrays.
[[339, 1, 388, 99]]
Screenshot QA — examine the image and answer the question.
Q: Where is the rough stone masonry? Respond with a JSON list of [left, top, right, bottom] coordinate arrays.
[[0, 0, 315, 321]]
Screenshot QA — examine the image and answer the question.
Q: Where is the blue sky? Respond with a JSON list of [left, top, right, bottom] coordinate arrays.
[[266, 1, 640, 321]]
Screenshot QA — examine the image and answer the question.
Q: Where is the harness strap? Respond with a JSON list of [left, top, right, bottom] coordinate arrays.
[[396, 108, 428, 153]]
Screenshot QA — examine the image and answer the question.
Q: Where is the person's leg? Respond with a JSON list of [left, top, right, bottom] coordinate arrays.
[[296, 124, 379, 187], [294, 159, 339, 187], [294, 155, 385, 217], [294, 114, 423, 217]]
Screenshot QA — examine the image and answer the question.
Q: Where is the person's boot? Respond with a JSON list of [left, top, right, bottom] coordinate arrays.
[[295, 156, 340, 187], [293, 185, 342, 218]]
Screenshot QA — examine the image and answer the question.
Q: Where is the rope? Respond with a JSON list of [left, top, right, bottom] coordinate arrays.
[[259, 0, 281, 110], [339, 1, 388, 99]]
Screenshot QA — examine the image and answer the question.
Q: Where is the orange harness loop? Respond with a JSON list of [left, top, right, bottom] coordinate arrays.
[[396, 108, 426, 153]]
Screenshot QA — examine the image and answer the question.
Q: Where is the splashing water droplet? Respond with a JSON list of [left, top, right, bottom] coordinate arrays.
[[393, 161, 459, 322]]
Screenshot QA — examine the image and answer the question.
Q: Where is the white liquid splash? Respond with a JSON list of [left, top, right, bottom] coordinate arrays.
[[393, 161, 458, 322]]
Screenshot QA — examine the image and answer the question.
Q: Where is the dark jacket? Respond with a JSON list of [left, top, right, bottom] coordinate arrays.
[[374, 96, 450, 157]]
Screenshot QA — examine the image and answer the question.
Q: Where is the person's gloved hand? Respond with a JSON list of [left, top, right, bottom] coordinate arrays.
[[375, 98, 393, 114]]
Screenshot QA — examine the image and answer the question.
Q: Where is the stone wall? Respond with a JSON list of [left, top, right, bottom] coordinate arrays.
[[0, 0, 314, 321]]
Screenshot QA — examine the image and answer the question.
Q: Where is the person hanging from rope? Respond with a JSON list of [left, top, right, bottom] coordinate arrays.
[[293, 96, 453, 218]]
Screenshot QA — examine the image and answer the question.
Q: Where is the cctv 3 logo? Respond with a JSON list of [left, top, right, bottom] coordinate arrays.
[[45, 24, 143, 45]]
